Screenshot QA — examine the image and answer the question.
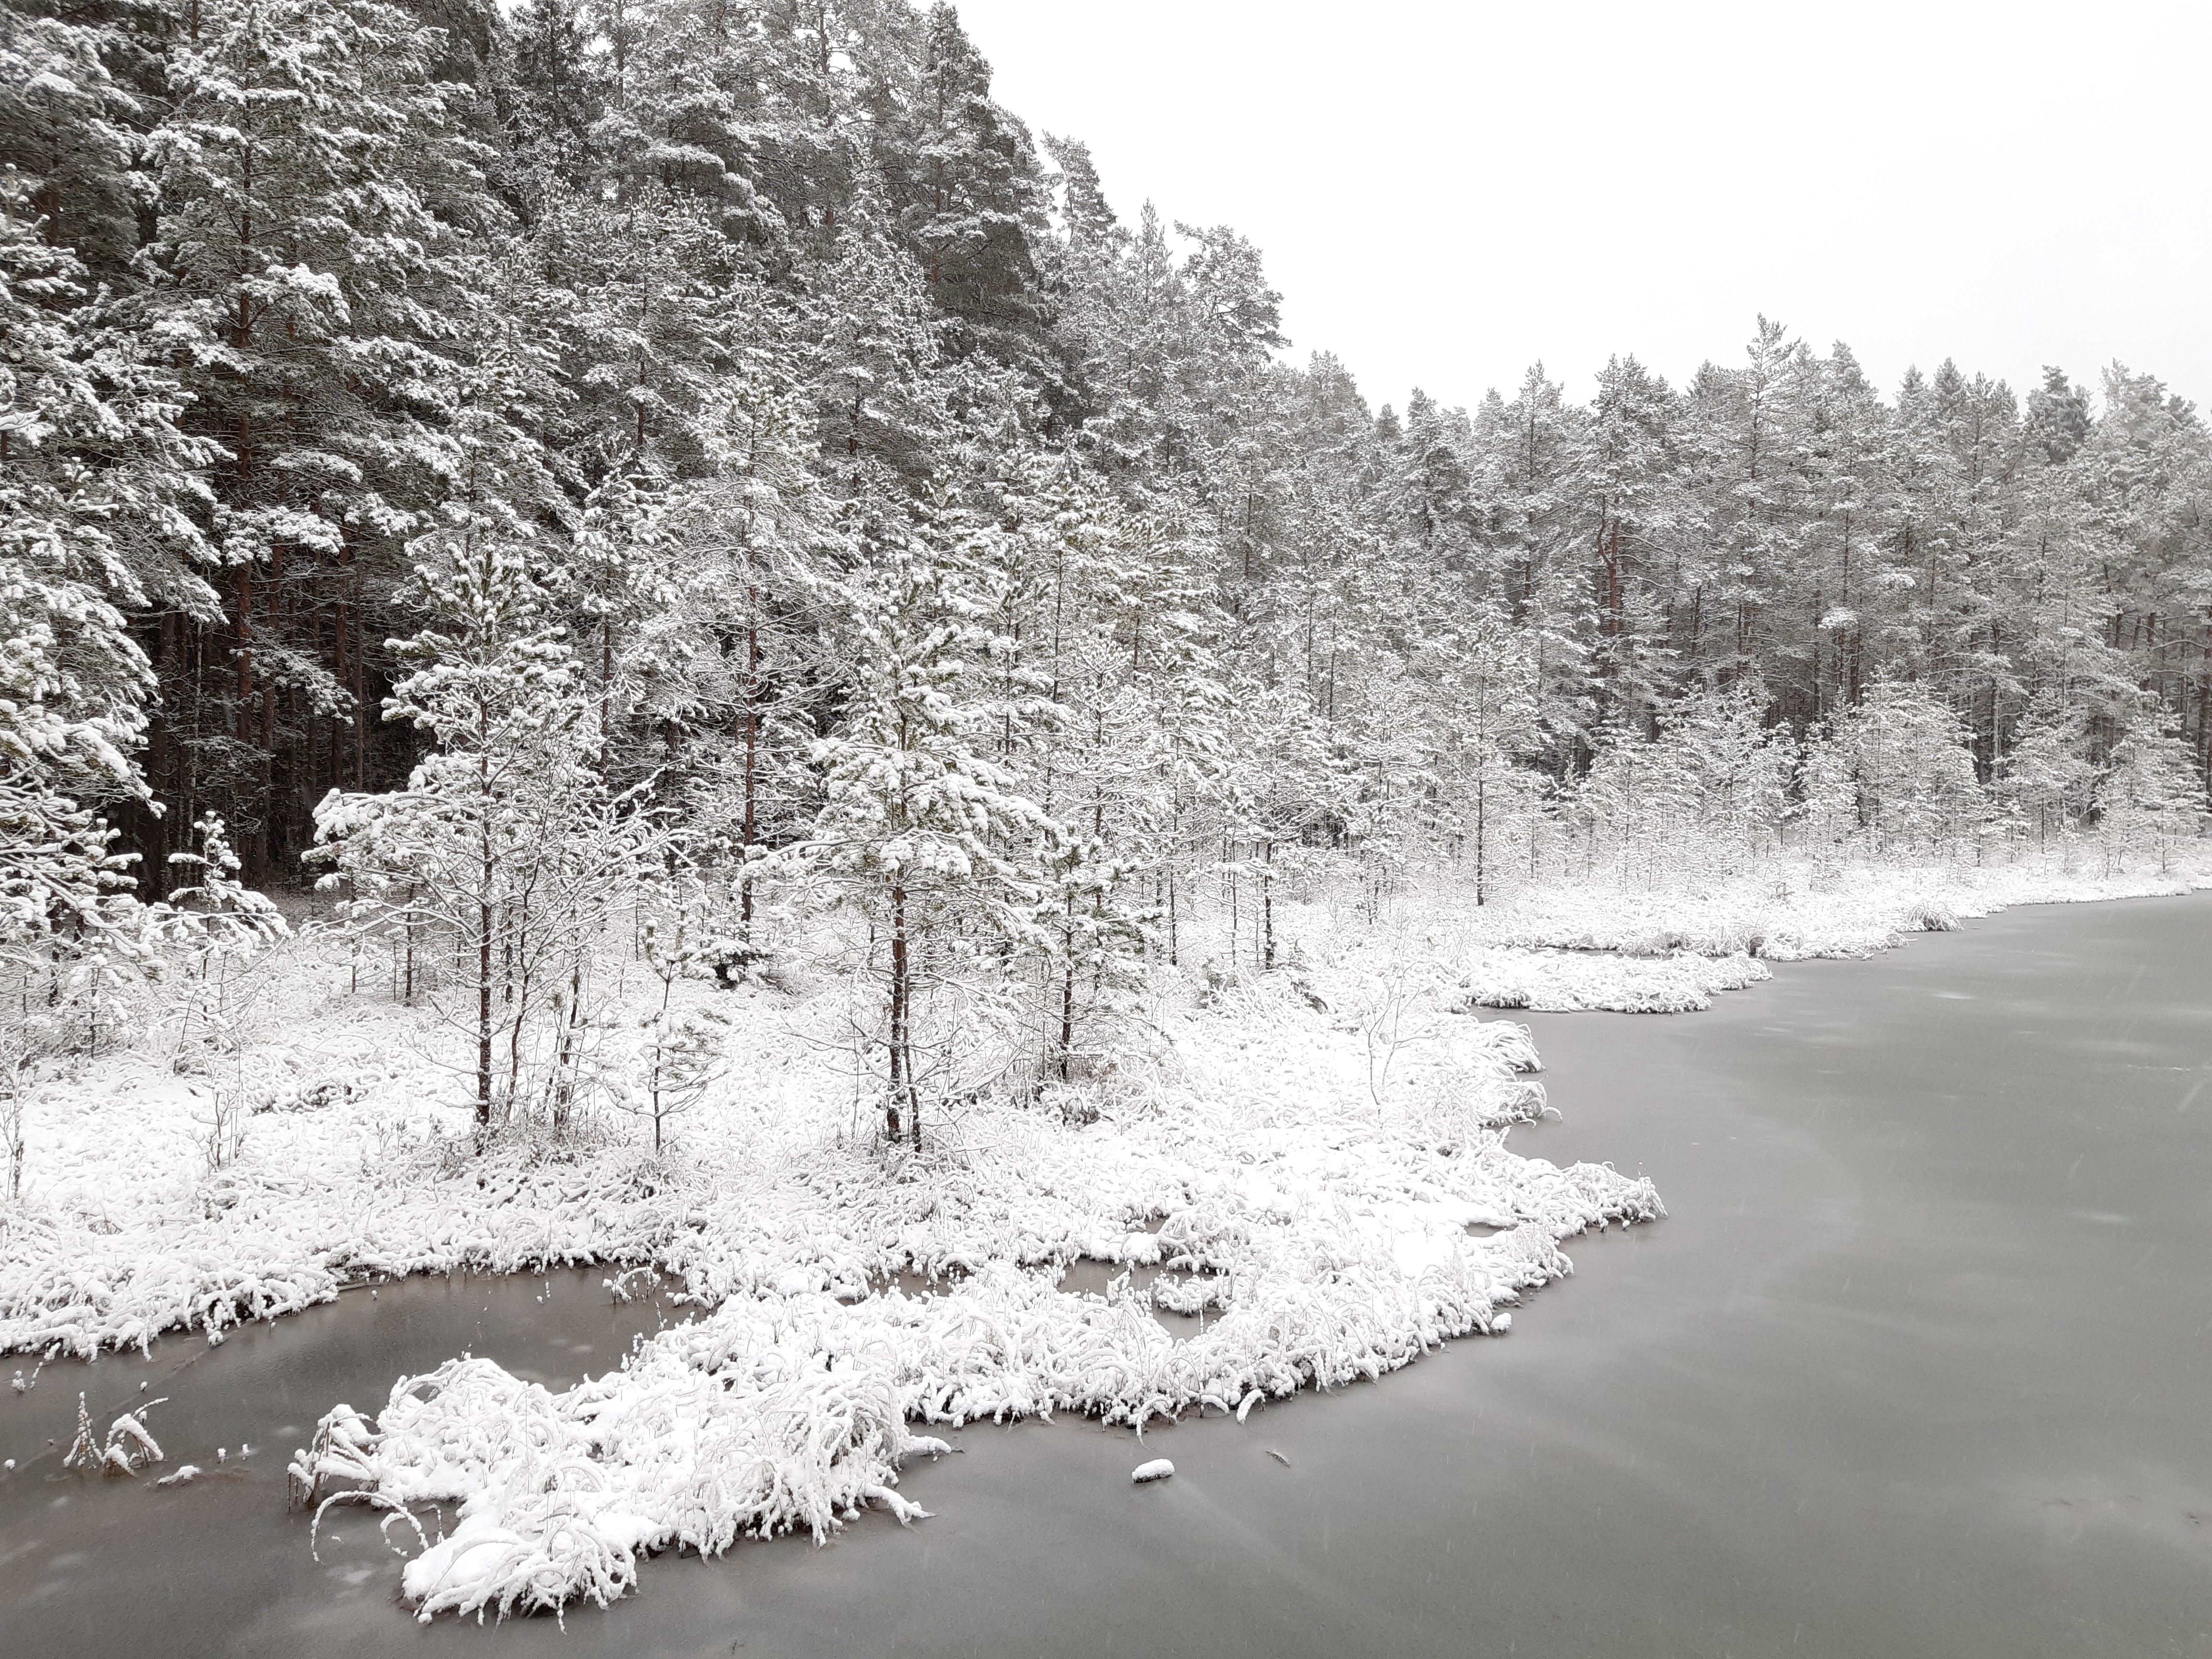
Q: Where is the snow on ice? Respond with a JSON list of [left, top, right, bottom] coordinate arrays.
[[7, 857, 2209, 1620]]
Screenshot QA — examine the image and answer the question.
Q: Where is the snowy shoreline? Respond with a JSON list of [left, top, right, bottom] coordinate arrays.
[[1458, 858, 2212, 1011], [5, 855, 2206, 1619]]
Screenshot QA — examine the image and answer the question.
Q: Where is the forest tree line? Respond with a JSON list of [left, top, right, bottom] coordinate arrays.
[[7, 0, 2210, 1115]]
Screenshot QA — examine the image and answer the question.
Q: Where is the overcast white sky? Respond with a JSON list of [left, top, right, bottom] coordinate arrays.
[[950, 0, 2211, 418]]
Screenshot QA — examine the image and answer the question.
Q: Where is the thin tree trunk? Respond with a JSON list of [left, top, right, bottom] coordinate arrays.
[[1058, 950, 1076, 1083], [1474, 773, 1488, 905], [886, 882, 909, 1142], [740, 605, 759, 926], [1262, 837, 1275, 970], [476, 736, 494, 1124]]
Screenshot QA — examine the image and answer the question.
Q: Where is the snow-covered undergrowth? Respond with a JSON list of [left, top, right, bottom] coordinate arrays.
[[1455, 855, 2212, 1012], [11, 849, 2206, 1621], [1456, 947, 1773, 1013]]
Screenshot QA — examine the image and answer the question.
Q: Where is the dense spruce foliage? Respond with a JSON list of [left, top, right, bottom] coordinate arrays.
[[5, 0, 2209, 1112]]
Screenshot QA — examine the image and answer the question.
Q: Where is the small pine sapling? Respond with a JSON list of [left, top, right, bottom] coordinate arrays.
[[152, 815, 288, 1067], [624, 889, 730, 1154]]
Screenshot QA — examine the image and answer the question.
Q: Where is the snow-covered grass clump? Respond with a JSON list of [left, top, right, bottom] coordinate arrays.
[[1458, 948, 1772, 1013], [296, 1342, 947, 1621]]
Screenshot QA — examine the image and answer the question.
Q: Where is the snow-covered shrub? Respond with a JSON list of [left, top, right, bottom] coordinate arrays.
[[192, 1083, 246, 1172], [699, 935, 773, 988]]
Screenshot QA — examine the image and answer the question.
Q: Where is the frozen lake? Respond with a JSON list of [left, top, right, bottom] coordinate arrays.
[[4, 893, 2209, 1656]]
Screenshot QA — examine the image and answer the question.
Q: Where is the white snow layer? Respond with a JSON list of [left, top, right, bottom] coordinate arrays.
[[10, 853, 2207, 1619], [281, 1002, 1647, 1620], [1459, 859, 2211, 1011]]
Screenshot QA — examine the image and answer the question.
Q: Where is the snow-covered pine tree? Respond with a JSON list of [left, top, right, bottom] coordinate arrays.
[[1, 165, 220, 1021], [2003, 466, 2134, 740], [1414, 604, 1539, 904], [1381, 389, 1481, 575], [487, 0, 604, 213], [1469, 363, 1591, 769], [528, 181, 744, 480], [135, 0, 504, 878], [1680, 319, 1811, 694], [2094, 707, 2203, 873], [1995, 687, 2094, 850], [2024, 366, 2093, 467], [1889, 361, 2018, 768], [1794, 716, 1858, 862], [145, 811, 287, 1065], [971, 454, 1183, 1082], [882, 3, 1055, 390], [1569, 354, 1684, 737], [1828, 679, 1984, 855], [1213, 677, 1341, 960], [784, 489, 1058, 1144], [565, 467, 673, 781], [311, 392, 638, 1124], [659, 345, 845, 921], [1789, 342, 1891, 725], [1661, 681, 1794, 864], [2075, 365, 2212, 753], [622, 868, 727, 1154], [0, 2, 148, 277], [804, 185, 951, 489]]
